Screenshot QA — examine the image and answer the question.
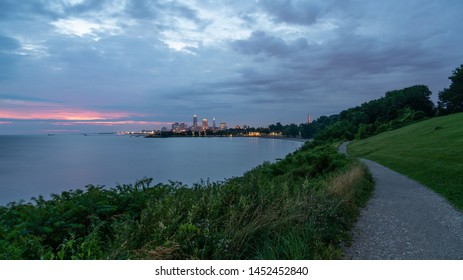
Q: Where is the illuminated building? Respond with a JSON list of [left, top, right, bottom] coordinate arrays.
[[220, 123, 227, 130], [141, 130, 155, 135], [269, 131, 282, 136], [193, 114, 198, 128], [179, 122, 187, 131], [202, 118, 208, 130], [213, 117, 216, 130], [307, 114, 311, 124]]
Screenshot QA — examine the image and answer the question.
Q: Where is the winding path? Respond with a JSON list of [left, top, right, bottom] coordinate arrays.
[[339, 142, 463, 259]]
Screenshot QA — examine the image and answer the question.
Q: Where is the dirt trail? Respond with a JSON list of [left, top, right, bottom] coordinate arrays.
[[339, 142, 463, 259]]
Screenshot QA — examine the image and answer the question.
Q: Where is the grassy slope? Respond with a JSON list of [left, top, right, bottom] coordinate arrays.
[[348, 112, 463, 210]]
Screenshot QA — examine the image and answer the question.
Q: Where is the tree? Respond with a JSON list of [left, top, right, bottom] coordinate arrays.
[[384, 85, 435, 119], [299, 123, 315, 139], [283, 123, 299, 137], [269, 122, 283, 133], [438, 65, 463, 115]]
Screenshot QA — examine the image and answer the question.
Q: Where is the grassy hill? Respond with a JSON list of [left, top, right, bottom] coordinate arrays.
[[348, 112, 463, 210]]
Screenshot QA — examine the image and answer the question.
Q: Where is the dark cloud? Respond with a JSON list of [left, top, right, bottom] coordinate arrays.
[[311, 35, 442, 77], [0, 0, 55, 20], [0, 0, 119, 20], [62, 0, 107, 16], [258, 0, 321, 25], [125, 0, 159, 19], [231, 31, 308, 57], [230, 25, 455, 100], [125, 0, 200, 23], [0, 0, 103, 20]]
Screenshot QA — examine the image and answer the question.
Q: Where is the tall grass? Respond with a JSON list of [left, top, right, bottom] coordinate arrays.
[[0, 141, 373, 259]]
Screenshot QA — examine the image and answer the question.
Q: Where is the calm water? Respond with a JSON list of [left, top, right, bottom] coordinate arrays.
[[0, 135, 302, 205]]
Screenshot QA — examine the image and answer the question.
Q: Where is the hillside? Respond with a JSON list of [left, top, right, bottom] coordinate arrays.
[[348, 113, 463, 210]]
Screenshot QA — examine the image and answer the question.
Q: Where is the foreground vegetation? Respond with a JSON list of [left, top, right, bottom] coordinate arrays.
[[348, 113, 463, 210], [0, 141, 373, 259]]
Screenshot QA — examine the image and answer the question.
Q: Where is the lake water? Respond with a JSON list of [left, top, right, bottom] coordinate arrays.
[[0, 135, 303, 205]]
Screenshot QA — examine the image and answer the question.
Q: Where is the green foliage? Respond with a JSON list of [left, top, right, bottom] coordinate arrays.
[[283, 123, 300, 137], [0, 141, 373, 260], [268, 84, 435, 142], [348, 112, 463, 210], [438, 65, 463, 114], [336, 85, 435, 140], [355, 123, 373, 139]]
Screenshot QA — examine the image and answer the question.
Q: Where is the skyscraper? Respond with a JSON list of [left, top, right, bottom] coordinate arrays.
[[202, 118, 208, 130], [193, 114, 198, 128], [179, 122, 187, 131], [213, 117, 216, 130]]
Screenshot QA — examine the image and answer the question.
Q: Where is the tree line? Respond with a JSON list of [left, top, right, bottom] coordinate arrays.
[[270, 64, 463, 140]]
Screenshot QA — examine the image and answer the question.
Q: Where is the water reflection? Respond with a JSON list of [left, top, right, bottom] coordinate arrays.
[[0, 135, 302, 204]]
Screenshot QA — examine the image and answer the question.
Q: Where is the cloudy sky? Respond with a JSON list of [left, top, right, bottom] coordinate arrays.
[[1, 0, 462, 134]]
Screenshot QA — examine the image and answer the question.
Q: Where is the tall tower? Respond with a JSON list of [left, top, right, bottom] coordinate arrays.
[[193, 114, 198, 128], [213, 117, 216, 129], [202, 118, 208, 130], [307, 114, 311, 124]]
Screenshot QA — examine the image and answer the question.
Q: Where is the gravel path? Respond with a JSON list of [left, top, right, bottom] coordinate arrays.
[[339, 142, 463, 259]]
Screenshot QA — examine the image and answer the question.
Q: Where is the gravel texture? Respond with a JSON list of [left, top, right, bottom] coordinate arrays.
[[339, 142, 463, 259]]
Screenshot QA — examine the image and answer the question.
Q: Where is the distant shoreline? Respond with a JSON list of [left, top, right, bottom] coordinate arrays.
[[260, 136, 311, 143], [143, 134, 311, 143]]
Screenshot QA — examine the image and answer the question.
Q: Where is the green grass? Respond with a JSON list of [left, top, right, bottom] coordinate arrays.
[[348, 112, 463, 210]]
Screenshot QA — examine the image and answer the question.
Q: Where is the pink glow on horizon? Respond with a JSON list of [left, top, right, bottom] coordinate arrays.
[[1, 99, 169, 131], [52, 120, 173, 126], [43, 129, 81, 133], [0, 108, 136, 121]]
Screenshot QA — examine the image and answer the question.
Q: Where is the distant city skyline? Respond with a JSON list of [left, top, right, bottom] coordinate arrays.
[[1, 1, 462, 134]]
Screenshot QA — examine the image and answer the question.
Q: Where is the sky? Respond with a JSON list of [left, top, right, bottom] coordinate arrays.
[[1, 0, 462, 134]]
